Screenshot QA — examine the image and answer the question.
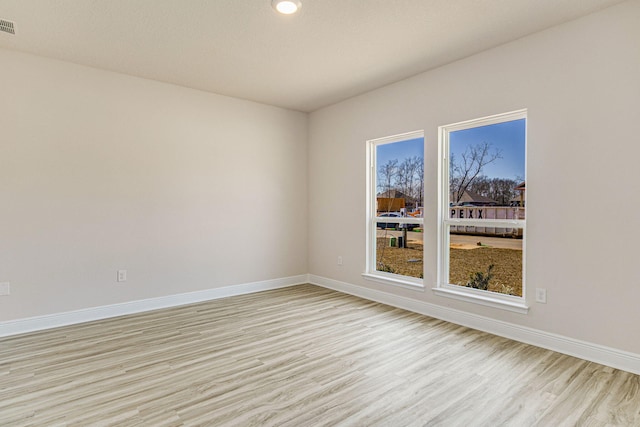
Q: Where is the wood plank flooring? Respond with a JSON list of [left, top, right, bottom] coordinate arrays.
[[1, 284, 639, 426]]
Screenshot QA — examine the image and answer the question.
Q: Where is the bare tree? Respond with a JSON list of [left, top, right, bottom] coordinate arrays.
[[468, 176, 519, 206], [398, 157, 419, 209], [378, 159, 398, 211], [488, 178, 519, 205], [450, 142, 502, 204], [377, 156, 424, 213], [378, 159, 398, 195], [415, 158, 424, 208]]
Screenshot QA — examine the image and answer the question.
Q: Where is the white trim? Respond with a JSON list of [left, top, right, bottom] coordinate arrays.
[[366, 130, 426, 284], [375, 217, 424, 225], [440, 109, 528, 132], [0, 275, 308, 338], [361, 273, 425, 291], [433, 287, 528, 314], [445, 218, 524, 228], [367, 129, 424, 147], [308, 274, 640, 376], [438, 109, 528, 305]]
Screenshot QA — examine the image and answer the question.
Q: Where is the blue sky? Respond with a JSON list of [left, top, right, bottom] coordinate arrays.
[[450, 118, 526, 180], [376, 118, 525, 181], [377, 137, 424, 168]]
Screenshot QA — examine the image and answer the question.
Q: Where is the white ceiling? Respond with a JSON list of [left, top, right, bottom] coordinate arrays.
[[0, 0, 627, 112]]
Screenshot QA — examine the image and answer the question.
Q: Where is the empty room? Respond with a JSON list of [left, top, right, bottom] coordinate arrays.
[[1, 0, 640, 425]]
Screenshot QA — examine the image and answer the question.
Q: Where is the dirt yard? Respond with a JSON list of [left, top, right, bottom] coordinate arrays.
[[375, 238, 424, 279], [449, 247, 522, 296], [376, 238, 522, 296]]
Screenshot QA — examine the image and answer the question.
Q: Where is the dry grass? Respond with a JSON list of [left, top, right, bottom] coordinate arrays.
[[449, 247, 522, 296], [375, 238, 424, 278], [376, 238, 522, 296]]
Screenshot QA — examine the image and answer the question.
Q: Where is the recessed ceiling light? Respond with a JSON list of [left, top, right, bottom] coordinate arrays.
[[272, 0, 302, 15]]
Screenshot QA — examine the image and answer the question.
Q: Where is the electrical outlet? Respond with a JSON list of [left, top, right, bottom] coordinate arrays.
[[535, 288, 547, 304], [0, 282, 10, 296], [337, 256, 343, 266], [117, 270, 127, 282]]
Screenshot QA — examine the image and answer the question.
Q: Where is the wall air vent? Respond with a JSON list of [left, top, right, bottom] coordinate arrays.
[[0, 19, 16, 35]]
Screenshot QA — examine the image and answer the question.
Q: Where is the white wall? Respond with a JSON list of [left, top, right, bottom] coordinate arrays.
[[0, 49, 308, 321], [309, 0, 640, 354]]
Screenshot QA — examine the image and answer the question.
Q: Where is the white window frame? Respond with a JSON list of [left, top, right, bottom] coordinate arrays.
[[434, 110, 529, 313], [363, 130, 425, 290]]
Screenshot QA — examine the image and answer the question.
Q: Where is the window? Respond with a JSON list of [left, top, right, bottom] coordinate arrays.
[[436, 111, 527, 313], [365, 131, 424, 289]]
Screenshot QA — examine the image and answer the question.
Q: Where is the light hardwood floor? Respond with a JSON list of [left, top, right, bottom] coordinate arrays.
[[1, 284, 639, 426]]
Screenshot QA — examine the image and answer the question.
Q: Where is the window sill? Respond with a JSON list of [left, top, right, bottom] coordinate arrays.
[[432, 287, 529, 314], [362, 273, 425, 291]]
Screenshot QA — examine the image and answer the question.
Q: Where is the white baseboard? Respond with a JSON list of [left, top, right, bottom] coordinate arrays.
[[5, 273, 638, 375], [309, 274, 640, 376], [0, 275, 308, 338]]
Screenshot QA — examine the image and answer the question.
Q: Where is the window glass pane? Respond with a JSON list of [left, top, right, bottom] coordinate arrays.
[[376, 226, 423, 279], [376, 138, 424, 214], [444, 115, 526, 298], [449, 119, 526, 218], [374, 137, 424, 279], [448, 227, 523, 296]]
